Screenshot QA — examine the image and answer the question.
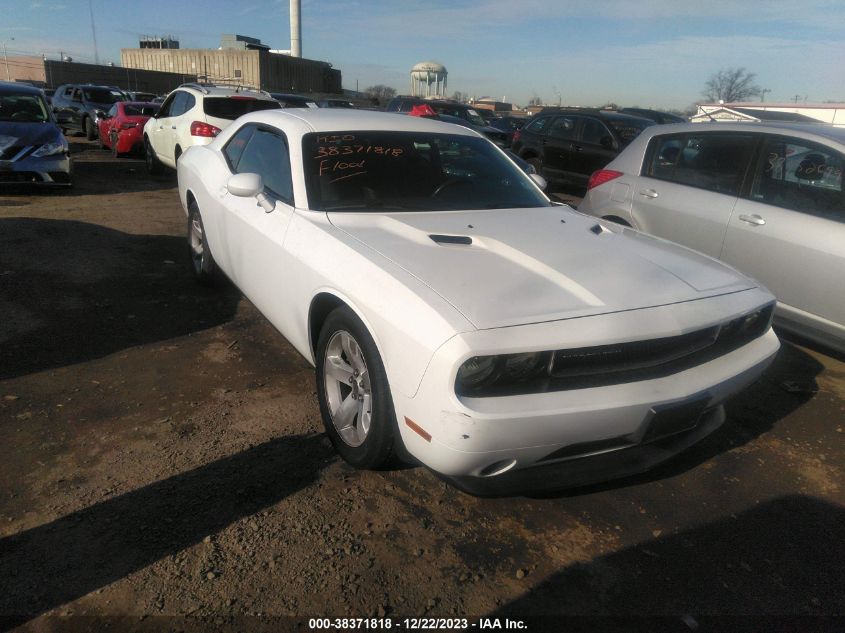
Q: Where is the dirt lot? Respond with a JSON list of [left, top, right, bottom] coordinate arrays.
[[1, 139, 844, 632]]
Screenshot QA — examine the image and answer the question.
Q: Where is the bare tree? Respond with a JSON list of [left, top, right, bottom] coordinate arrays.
[[451, 91, 465, 102], [703, 68, 763, 103], [363, 84, 396, 104], [527, 95, 543, 106]]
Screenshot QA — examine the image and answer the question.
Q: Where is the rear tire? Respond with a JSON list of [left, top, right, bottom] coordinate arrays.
[[316, 306, 397, 469], [84, 116, 97, 141], [527, 157, 542, 176], [187, 200, 216, 285]]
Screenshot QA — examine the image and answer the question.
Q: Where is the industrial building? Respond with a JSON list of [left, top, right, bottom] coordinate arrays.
[[1, 55, 194, 94], [121, 34, 341, 94]]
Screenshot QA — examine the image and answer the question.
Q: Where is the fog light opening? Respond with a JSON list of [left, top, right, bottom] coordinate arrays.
[[478, 458, 517, 478]]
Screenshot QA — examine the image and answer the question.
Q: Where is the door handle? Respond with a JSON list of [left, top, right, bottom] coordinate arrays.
[[738, 214, 766, 226], [171, 125, 177, 130], [573, 145, 583, 152], [639, 189, 659, 198]]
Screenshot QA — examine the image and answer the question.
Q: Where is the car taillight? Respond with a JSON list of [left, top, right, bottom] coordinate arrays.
[[120, 122, 138, 129], [190, 121, 222, 137], [512, 129, 522, 144], [587, 169, 623, 190]]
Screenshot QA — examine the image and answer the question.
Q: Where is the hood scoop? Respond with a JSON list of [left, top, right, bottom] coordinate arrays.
[[429, 234, 472, 246]]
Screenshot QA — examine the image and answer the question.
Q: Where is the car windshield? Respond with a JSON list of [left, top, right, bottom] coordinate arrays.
[[124, 103, 160, 116], [83, 88, 127, 104], [0, 94, 50, 122], [303, 131, 550, 212], [606, 117, 654, 146], [203, 97, 281, 120]]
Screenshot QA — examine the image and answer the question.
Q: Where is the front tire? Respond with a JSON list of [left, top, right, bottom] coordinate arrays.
[[145, 137, 162, 174], [187, 200, 216, 284], [316, 307, 397, 469]]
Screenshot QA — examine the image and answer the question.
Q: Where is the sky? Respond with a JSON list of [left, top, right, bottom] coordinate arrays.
[[4, 0, 845, 110]]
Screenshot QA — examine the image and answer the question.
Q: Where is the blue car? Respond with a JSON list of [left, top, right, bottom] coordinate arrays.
[[0, 82, 72, 187]]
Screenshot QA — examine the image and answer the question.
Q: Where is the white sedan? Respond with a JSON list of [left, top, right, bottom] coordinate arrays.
[[177, 109, 779, 495]]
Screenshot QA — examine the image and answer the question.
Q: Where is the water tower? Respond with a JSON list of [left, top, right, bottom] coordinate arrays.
[[410, 61, 447, 98]]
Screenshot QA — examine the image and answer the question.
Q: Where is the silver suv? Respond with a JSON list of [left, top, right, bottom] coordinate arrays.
[[579, 121, 845, 353], [143, 83, 280, 173]]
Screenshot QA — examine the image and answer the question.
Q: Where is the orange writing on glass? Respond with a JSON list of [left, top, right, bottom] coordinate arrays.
[[314, 145, 404, 159], [319, 158, 366, 176]]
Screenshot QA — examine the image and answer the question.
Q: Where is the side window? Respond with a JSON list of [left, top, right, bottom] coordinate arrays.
[[168, 92, 189, 117], [223, 124, 257, 170], [107, 104, 118, 118], [548, 116, 576, 140], [580, 118, 612, 145], [71, 88, 82, 102], [750, 136, 844, 222], [648, 133, 755, 196], [182, 93, 196, 114], [647, 136, 684, 180], [236, 127, 293, 203], [523, 116, 550, 134], [157, 93, 177, 118]]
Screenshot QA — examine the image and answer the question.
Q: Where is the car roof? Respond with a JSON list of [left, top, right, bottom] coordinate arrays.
[[635, 120, 845, 146], [226, 108, 480, 139], [0, 81, 43, 96], [536, 108, 652, 124], [177, 83, 275, 100]]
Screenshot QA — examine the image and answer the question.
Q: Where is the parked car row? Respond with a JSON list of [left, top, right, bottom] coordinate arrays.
[[6, 77, 840, 494]]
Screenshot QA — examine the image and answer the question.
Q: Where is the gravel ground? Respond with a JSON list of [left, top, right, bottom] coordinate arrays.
[[1, 138, 843, 632]]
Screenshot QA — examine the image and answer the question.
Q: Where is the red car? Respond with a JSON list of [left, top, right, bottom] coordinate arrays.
[[98, 101, 160, 156]]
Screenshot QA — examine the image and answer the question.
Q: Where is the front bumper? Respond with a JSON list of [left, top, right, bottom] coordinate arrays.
[[392, 288, 779, 491], [0, 152, 73, 186]]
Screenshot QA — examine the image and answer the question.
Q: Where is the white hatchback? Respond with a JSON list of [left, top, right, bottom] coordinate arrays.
[[143, 82, 280, 172], [177, 109, 779, 495]]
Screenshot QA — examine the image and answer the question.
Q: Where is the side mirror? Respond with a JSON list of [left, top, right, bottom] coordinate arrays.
[[95, 110, 108, 119], [227, 172, 275, 213], [530, 173, 547, 191]]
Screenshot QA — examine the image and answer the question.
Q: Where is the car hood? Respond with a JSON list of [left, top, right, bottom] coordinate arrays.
[[0, 122, 62, 150], [328, 206, 756, 330]]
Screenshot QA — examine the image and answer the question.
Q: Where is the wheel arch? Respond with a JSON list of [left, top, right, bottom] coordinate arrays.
[[602, 214, 633, 227], [308, 290, 386, 368]]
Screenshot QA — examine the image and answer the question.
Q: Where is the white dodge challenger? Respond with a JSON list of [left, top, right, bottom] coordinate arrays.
[[177, 109, 779, 494]]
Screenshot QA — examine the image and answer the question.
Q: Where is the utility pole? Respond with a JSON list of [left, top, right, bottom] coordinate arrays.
[[2, 37, 14, 81], [760, 88, 771, 102], [88, 0, 100, 65]]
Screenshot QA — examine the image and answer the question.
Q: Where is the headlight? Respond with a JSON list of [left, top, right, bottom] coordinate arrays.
[[32, 140, 67, 158], [456, 356, 497, 389], [456, 352, 550, 395]]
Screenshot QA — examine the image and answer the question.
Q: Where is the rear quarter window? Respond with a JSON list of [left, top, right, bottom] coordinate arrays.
[[203, 98, 281, 121], [647, 133, 756, 196]]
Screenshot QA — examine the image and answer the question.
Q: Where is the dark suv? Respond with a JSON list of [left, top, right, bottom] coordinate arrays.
[[386, 96, 488, 125], [51, 84, 129, 140], [385, 96, 510, 147], [511, 108, 654, 189]]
